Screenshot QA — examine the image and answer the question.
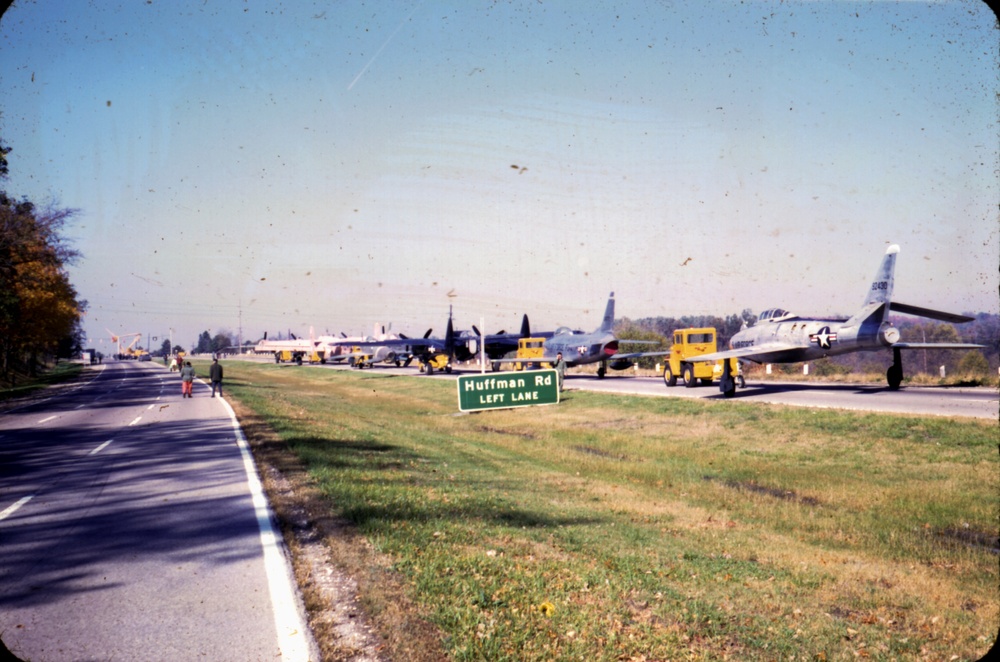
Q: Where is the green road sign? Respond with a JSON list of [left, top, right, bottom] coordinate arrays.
[[457, 369, 560, 412]]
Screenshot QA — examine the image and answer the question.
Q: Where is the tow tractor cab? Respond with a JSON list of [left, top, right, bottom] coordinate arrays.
[[663, 327, 741, 388], [274, 348, 325, 365], [513, 337, 551, 371]]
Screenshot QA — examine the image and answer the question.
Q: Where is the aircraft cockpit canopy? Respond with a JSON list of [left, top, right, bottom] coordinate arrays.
[[755, 308, 792, 324]]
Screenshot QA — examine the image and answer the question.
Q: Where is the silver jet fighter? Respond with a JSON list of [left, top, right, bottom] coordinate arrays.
[[496, 293, 669, 378], [689, 245, 981, 397]]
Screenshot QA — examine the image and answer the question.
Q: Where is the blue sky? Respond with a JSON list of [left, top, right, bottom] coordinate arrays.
[[1, 1, 996, 351]]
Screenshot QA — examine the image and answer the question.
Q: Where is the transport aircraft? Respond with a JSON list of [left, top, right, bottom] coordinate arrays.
[[325, 310, 474, 374], [494, 293, 669, 378], [254, 329, 324, 363], [686, 244, 982, 397], [332, 323, 426, 369]]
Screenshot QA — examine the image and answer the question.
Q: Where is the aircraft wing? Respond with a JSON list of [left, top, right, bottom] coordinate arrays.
[[612, 349, 671, 360], [890, 302, 974, 324], [681, 346, 782, 364], [891, 342, 984, 350]]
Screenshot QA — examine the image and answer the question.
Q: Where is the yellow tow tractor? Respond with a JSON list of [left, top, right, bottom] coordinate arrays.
[[513, 337, 551, 371], [663, 327, 743, 389]]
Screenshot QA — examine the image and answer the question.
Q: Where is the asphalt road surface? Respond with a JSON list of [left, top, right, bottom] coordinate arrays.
[[0, 361, 316, 661], [314, 360, 999, 419]]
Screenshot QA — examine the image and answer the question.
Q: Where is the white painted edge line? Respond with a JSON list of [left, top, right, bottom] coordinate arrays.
[[38, 415, 58, 424], [0, 495, 33, 522], [219, 396, 318, 661], [90, 439, 113, 455], [128, 416, 142, 426]]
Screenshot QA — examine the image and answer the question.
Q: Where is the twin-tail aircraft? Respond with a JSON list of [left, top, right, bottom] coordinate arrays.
[[495, 293, 669, 378], [325, 309, 474, 374], [687, 244, 982, 397]]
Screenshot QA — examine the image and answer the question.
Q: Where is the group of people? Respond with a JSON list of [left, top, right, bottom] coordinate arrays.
[[176, 357, 224, 398]]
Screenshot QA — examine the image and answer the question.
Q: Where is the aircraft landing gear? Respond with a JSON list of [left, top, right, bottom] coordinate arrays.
[[597, 364, 606, 379], [887, 348, 903, 390], [719, 360, 737, 398]]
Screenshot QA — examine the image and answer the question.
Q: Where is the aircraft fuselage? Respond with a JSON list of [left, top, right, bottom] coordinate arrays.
[[728, 304, 899, 365]]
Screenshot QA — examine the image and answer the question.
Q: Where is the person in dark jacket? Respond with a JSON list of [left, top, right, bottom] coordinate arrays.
[[210, 358, 224, 397]]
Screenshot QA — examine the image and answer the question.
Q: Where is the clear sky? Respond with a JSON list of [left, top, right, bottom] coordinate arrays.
[[1, 0, 996, 352]]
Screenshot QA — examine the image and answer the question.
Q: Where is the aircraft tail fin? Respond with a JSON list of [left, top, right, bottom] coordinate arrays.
[[444, 309, 455, 356], [598, 292, 615, 333], [520, 314, 530, 338], [844, 244, 897, 336], [863, 244, 897, 308]]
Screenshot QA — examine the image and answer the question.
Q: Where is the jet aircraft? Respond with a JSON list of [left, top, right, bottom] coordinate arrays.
[[687, 245, 982, 397], [495, 293, 669, 378]]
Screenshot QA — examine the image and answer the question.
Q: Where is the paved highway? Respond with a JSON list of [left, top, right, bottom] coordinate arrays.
[[314, 361, 999, 419], [0, 361, 316, 661], [567, 374, 999, 419]]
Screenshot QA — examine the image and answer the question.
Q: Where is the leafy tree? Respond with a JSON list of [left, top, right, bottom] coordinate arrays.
[[159, 339, 172, 356], [957, 350, 990, 378], [0, 189, 85, 379], [195, 330, 212, 354], [211, 331, 235, 353]]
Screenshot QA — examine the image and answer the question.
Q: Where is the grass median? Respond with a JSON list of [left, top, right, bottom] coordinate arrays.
[[204, 361, 998, 661]]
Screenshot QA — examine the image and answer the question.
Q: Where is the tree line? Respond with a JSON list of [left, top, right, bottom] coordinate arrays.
[[0, 136, 86, 383]]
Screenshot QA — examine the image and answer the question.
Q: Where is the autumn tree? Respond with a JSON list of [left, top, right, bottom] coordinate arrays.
[[0, 195, 85, 379], [0, 135, 85, 380]]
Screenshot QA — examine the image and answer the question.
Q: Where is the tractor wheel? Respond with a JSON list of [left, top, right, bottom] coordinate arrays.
[[683, 364, 696, 388]]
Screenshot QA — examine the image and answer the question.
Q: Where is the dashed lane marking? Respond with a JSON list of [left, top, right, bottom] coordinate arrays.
[[0, 495, 33, 522]]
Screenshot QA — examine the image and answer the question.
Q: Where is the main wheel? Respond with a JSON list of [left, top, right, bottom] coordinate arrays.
[[886, 364, 902, 390], [683, 364, 696, 388]]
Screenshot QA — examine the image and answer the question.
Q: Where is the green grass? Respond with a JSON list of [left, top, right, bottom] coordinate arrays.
[[0, 361, 83, 402], [212, 361, 998, 661]]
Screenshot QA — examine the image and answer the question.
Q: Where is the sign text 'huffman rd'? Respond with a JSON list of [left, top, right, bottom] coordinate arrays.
[[457, 369, 560, 412]]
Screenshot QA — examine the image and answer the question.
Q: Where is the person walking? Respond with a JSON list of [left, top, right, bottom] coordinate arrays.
[[209, 358, 224, 397], [553, 352, 566, 391], [180, 360, 195, 398]]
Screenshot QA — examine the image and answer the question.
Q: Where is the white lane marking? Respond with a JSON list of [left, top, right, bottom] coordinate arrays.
[[0, 495, 33, 522], [75, 404, 86, 409], [220, 397, 316, 660], [147, 404, 155, 410], [90, 439, 114, 455], [128, 417, 142, 426], [38, 415, 57, 424]]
